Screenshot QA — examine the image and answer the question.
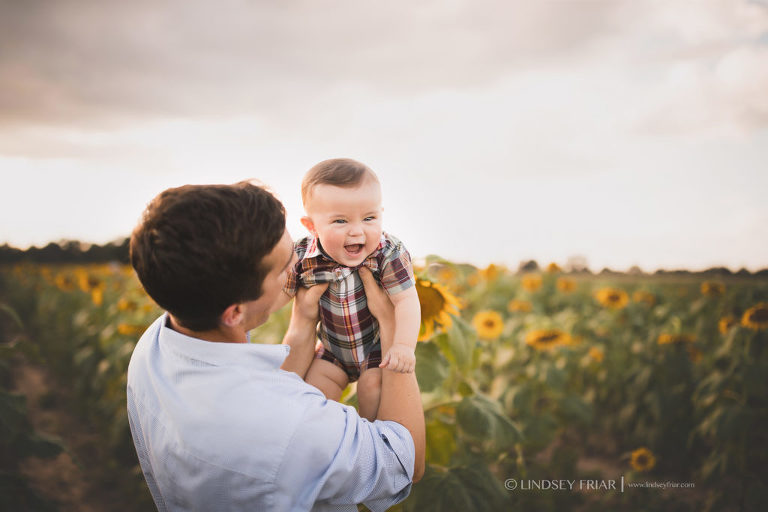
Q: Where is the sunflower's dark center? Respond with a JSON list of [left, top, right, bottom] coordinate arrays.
[[417, 285, 445, 319], [750, 308, 768, 323]]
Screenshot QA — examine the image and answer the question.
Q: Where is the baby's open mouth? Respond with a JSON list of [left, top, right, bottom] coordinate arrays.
[[344, 243, 364, 256]]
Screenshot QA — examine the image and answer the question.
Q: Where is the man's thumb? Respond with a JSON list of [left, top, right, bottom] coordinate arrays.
[[306, 282, 329, 301], [358, 266, 375, 285]]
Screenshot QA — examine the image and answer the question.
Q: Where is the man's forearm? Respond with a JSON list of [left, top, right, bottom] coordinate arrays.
[[376, 310, 426, 482], [280, 318, 317, 378]]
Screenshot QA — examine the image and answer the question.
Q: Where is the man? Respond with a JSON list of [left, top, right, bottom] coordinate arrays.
[[126, 181, 425, 511]]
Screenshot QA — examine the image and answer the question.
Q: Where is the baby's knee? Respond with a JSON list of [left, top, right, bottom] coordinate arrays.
[[358, 368, 382, 393]]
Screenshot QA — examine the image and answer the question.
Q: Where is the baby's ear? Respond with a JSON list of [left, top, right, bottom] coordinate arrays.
[[300, 216, 316, 234]]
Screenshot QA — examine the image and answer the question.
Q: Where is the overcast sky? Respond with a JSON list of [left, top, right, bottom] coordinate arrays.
[[1, 0, 767, 272]]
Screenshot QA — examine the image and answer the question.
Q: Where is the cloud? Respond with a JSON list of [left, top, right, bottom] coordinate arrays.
[[0, 0, 624, 129], [620, 0, 768, 135]]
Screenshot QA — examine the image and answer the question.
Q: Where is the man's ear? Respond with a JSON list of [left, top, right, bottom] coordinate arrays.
[[220, 303, 244, 327], [300, 216, 316, 235]]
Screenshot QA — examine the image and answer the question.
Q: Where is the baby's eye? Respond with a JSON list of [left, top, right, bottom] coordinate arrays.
[[364, 216, 376, 222], [333, 219, 347, 224]]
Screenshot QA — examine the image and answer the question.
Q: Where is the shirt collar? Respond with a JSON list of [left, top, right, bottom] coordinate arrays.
[[157, 313, 289, 371]]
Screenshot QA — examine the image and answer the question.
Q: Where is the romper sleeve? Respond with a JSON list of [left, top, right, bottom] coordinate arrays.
[[377, 234, 416, 296], [283, 263, 300, 297], [283, 238, 308, 297]]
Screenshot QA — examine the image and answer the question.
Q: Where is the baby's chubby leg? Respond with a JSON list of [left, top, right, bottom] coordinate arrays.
[[357, 368, 382, 422], [306, 359, 348, 401]]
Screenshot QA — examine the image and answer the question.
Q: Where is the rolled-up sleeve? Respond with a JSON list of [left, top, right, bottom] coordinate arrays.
[[275, 396, 414, 512]]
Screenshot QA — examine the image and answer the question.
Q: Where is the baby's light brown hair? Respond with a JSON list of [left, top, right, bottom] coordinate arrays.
[[301, 158, 380, 206]]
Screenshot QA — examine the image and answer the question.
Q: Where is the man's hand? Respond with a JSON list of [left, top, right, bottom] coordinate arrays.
[[380, 343, 415, 373], [281, 283, 328, 378], [358, 267, 394, 326], [292, 283, 328, 324]]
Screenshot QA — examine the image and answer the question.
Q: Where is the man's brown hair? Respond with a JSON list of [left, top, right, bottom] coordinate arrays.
[[301, 158, 379, 205], [130, 181, 285, 332]]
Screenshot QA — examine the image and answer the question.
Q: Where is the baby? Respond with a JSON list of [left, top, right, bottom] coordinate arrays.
[[282, 158, 420, 421]]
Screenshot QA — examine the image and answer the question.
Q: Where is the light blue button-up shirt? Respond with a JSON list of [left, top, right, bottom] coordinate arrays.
[[127, 314, 414, 511]]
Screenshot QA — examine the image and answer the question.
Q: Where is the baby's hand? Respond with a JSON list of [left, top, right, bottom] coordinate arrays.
[[380, 343, 415, 373]]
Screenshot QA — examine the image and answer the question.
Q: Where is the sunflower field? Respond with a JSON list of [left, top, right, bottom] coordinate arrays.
[[2, 259, 767, 511]]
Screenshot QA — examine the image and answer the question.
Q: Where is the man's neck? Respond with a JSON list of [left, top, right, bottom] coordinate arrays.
[[167, 315, 248, 344]]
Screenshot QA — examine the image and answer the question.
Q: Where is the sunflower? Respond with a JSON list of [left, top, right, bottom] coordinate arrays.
[[54, 273, 77, 292], [741, 303, 768, 331], [472, 311, 504, 340], [40, 266, 53, 283], [588, 347, 604, 363], [480, 263, 504, 282], [76, 268, 104, 293], [117, 323, 146, 336], [595, 326, 609, 338], [595, 287, 629, 309], [632, 290, 656, 306], [415, 278, 462, 341], [701, 281, 725, 297], [435, 265, 457, 284], [521, 274, 542, 292], [686, 345, 703, 363], [91, 288, 104, 307], [556, 277, 577, 293], [657, 333, 696, 345], [525, 329, 569, 351], [118, 298, 139, 312], [507, 299, 532, 313], [630, 447, 656, 472], [546, 262, 562, 273], [718, 315, 737, 335]]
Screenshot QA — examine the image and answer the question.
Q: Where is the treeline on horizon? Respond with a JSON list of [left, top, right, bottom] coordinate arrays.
[[0, 238, 766, 278]]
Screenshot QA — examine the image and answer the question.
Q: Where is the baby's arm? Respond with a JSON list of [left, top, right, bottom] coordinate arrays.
[[379, 286, 420, 373]]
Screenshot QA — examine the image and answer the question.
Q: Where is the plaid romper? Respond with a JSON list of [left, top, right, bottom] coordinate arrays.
[[283, 232, 415, 382]]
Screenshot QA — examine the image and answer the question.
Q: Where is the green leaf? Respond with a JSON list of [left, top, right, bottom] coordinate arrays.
[[20, 432, 64, 459], [504, 385, 533, 416], [425, 420, 456, 467], [0, 391, 28, 438], [557, 394, 592, 425], [0, 472, 59, 512], [416, 342, 449, 392], [457, 381, 474, 397], [434, 318, 476, 372], [522, 413, 558, 452], [0, 303, 24, 329], [404, 465, 510, 512], [457, 394, 522, 448], [544, 365, 565, 389]]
